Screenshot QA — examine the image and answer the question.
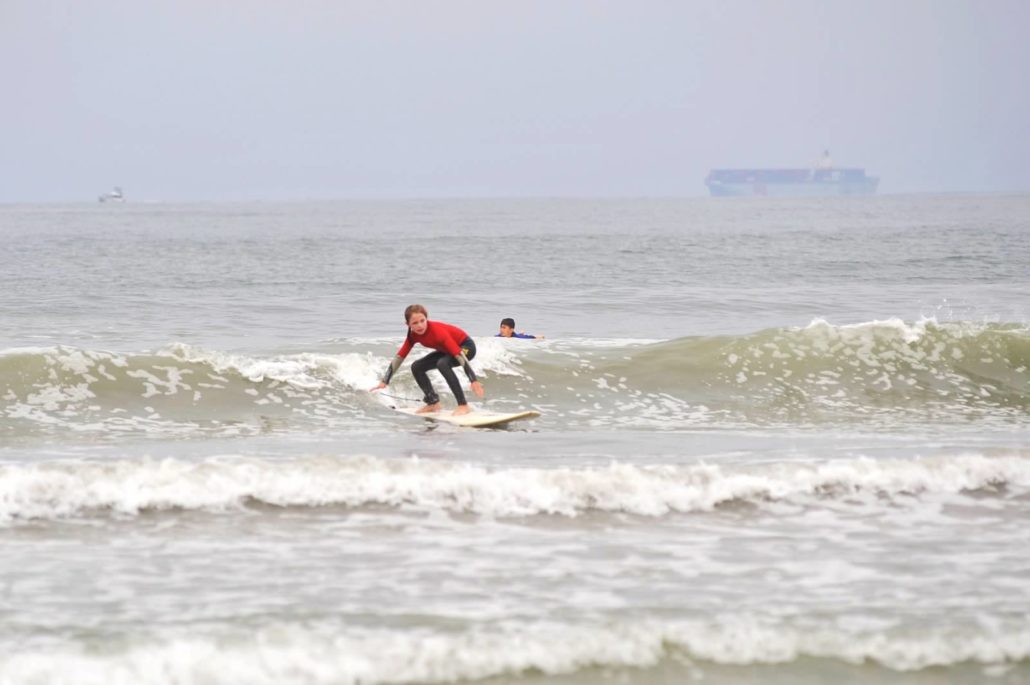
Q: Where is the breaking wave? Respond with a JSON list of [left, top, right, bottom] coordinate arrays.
[[513, 317, 1030, 427], [3, 615, 1029, 684], [0, 343, 386, 438], [1, 319, 1028, 437], [2, 452, 1028, 523]]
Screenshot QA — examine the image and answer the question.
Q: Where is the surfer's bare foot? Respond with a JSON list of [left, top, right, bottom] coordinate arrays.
[[452, 405, 471, 416], [416, 403, 441, 414]]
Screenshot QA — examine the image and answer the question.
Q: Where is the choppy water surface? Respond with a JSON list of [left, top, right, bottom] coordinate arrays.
[[2, 196, 1029, 684]]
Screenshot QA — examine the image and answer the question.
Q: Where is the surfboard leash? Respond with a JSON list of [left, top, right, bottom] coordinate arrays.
[[377, 391, 423, 403]]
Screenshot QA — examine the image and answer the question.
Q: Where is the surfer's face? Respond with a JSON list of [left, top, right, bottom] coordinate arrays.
[[499, 324, 514, 337], [408, 312, 428, 335]]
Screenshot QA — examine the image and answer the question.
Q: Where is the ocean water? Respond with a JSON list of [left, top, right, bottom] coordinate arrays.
[[1, 195, 1029, 684]]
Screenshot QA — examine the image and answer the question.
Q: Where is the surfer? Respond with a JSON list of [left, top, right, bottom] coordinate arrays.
[[371, 304, 484, 416], [496, 317, 543, 339]]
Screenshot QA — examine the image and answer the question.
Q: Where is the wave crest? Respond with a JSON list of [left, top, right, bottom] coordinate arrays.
[[2, 452, 1027, 523], [3, 616, 1029, 684], [2, 320, 1028, 436], [514, 319, 1030, 426]]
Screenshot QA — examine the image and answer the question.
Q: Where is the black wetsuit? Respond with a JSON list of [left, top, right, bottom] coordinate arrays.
[[381, 321, 478, 405], [411, 337, 477, 405]]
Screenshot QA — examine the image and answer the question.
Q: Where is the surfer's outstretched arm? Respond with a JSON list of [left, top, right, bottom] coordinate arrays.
[[455, 351, 485, 398], [382, 355, 404, 384], [371, 354, 405, 392]]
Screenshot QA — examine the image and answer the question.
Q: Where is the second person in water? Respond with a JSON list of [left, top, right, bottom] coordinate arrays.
[[496, 317, 543, 339], [371, 304, 484, 415]]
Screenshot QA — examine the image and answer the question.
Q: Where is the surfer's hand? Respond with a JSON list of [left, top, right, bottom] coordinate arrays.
[[471, 380, 484, 398], [370, 382, 386, 392]]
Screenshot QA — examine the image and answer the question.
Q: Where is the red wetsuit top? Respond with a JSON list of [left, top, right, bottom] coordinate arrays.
[[397, 321, 470, 359], [382, 321, 477, 384]]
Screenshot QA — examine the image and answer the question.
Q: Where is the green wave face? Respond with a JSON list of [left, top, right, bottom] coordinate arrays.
[[506, 320, 1030, 427], [2, 320, 1028, 437]]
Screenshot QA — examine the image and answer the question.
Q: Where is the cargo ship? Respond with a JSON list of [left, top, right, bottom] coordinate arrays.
[[98, 186, 125, 203], [705, 151, 879, 197]]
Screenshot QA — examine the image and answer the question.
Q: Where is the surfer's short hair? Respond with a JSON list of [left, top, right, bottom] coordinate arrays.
[[405, 304, 428, 323], [500, 318, 515, 328]]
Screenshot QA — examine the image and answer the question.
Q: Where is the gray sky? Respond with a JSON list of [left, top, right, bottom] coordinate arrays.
[[3, 0, 1029, 201]]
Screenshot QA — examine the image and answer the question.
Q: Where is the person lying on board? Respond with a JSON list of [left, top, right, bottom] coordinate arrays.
[[496, 317, 544, 339], [371, 304, 484, 416]]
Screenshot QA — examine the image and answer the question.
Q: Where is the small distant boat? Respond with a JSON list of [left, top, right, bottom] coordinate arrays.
[[705, 151, 879, 197], [98, 187, 125, 203]]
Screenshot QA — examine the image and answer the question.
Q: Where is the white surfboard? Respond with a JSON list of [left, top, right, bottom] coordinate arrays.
[[395, 406, 540, 428]]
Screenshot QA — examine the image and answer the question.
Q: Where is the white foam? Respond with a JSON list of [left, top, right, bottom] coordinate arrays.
[[463, 337, 529, 377], [169, 341, 529, 393], [804, 316, 935, 340], [2, 616, 1028, 684], [2, 453, 1028, 524], [0, 345, 62, 358], [168, 343, 379, 391], [800, 316, 1007, 348]]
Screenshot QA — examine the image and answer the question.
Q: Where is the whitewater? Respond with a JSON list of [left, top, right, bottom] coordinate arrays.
[[1, 195, 1029, 684]]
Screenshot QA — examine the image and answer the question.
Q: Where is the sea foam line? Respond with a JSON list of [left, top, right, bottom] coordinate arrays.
[[2, 616, 1029, 685], [1, 452, 1028, 523]]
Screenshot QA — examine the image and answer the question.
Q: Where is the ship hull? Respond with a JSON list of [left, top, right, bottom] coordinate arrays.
[[705, 169, 879, 197]]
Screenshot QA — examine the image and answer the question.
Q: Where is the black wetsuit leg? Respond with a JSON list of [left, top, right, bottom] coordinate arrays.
[[411, 339, 477, 406], [412, 352, 445, 405]]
